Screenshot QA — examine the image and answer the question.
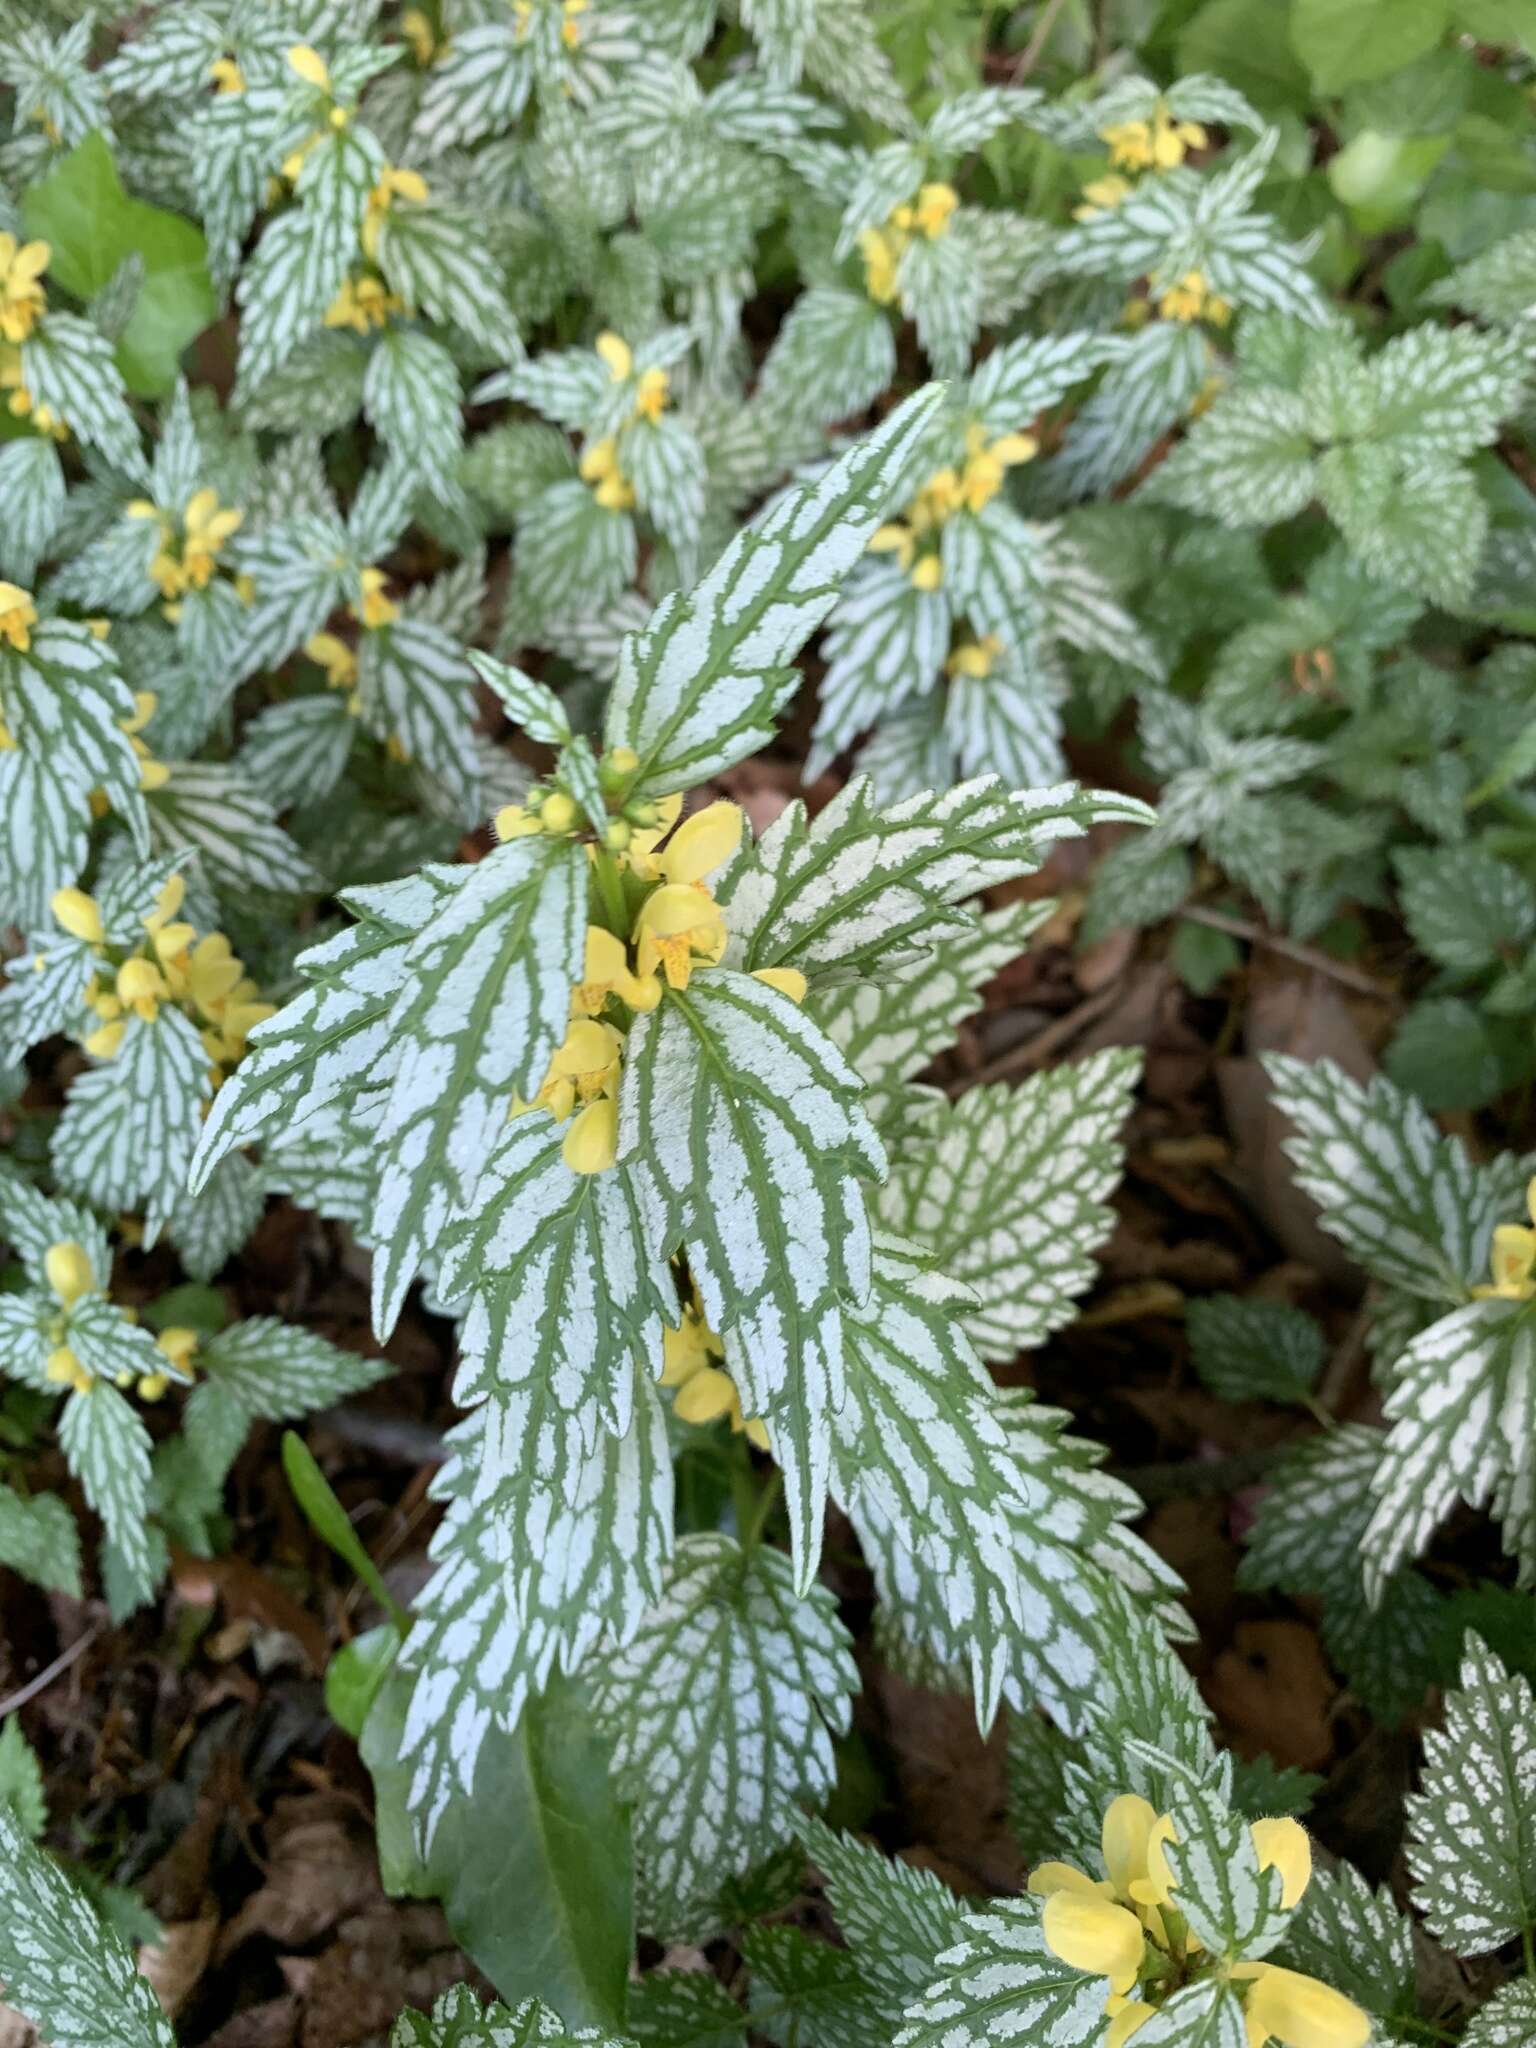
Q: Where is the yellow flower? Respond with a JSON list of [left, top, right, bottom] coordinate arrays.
[[562, 1093, 617, 1173], [305, 630, 359, 692], [659, 1308, 770, 1449], [579, 436, 636, 512], [324, 274, 402, 333], [155, 1327, 199, 1375], [1163, 268, 1212, 323], [1239, 1965, 1369, 2048], [1474, 1178, 1536, 1300], [1250, 1818, 1311, 1910], [1074, 173, 1133, 221], [0, 234, 49, 344], [1101, 106, 1206, 175], [181, 486, 243, 588], [0, 581, 37, 652], [910, 181, 959, 238], [910, 554, 943, 592], [117, 957, 166, 1021], [1107, 2000, 1157, 2048], [958, 424, 1038, 513], [623, 792, 684, 880], [84, 1019, 125, 1059], [655, 799, 742, 885], [362, 165, 429, 259], [752, 967, 807, 1004], [45, 1344, 93, 1394], [634, 883, 727, 990], [354, 565, 398, 629], [1041, 1892, 1145, 1996], [945, 635, 1004, 681], [287, 43, 332, 90], [401, 8, 438, 63], [518, 1016, 624, 1125], [596, 331, 634, 381], [209, 55, 245, 93], [52, 886, 104, 945], [634, 365, 669, 423], [573, 924, 661, 1016], [858, 225, 904, 305], [560, 0, 588, 48], [44, 1241, 96, 1307]]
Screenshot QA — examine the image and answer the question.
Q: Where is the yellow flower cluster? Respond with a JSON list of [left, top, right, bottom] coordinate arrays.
[[1474, 1175, 1536, 1300], [127, 487, 245, 603], [0, 580, 37, 656], [580, 436, 636, 512], [324, 274, 405, 333], [0, 233, 49, 345], [659, 1300, 769, 1448], [596, 331, 671, 423], [114, 688, 171, 794], [502, 785, 806, 1175], [52, 872, 275, 1082], [1104, 105, 1208, 175], [37, 1237, 198, 1402], [1032, 1795, 1368, 2048], [858, 181, 959, 305], [1156, 268, 1231, 326], [868, 424, 1039, 589], [302, 567, 399, 716], [0, 342, 64, 438], [209, 54, 245, 93]]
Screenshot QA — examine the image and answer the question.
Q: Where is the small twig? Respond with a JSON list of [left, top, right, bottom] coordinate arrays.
[[1179, 904, 1390, 999], [1317, 1300, 1372, 1416], [1014, 0, 1071, 78], [0, 1624, 101, 1718], [948, 982, 1121, 1094]]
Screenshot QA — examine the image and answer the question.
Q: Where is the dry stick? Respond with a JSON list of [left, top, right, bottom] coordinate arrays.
[[0, 1623, 100, 1718], [1180, 903, 1390, 999], [948, 981, 1123, 1095], [1014, 0, 1071, 78], [1317, 1300, 1373, 1416]]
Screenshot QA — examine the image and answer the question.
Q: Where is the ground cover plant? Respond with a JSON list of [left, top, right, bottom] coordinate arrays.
[[0, 1, 1534, 2045]]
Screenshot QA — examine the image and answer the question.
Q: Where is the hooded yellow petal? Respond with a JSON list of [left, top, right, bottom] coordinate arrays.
[[1041, 1891, 1145, 1995], [659, 799, 743, 884], [1250, 1818, 1311, 1910]]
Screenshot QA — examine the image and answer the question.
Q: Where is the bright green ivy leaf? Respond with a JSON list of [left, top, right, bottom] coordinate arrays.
[[23, 131, 216, 396]]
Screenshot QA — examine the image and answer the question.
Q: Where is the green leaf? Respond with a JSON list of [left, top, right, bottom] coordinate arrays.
[[1463, 1980, 1536, 2048], [0, 1717, 47, 1840], [603, 387, 944, 797], [366, 1667, 634, 2033], [283, 1431, 408, 1632], [627, 1970, 746, 2048], [1186, 1296, 1326, 1405], [741, 1924, 887, 2048], [326, 1623, 401, 1741], [1406, 1634, 1536, 1954], [0, 1809, 178, 2048], [23, 131, 216, 396], [0, 1484, 80, 1597], [588, 1533, 857, 1941], [1291, 0, 1450, 94]]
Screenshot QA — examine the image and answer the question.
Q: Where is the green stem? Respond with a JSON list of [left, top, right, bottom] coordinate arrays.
[[1393, 2019, 1460, 2045], [590, 843, 629, 936], [1524, 1918, 1535, 1979], [740, 1468, 784, 1554]]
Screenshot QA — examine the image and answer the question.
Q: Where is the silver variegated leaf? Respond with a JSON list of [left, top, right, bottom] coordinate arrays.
[[604, 386, 944, 795], [718, 777, 1150, 985], [368, 837, 587, 1334], [399, 1375, 673, 1845], [588, 1531, 857, 1941], [434, 1114, 675, 1440], [1405, 1635, 1536, 1956], [1263, 1054, 1521, 1301], [52, 1007, 207, 1239], [879, 1048, 1140, 1361], [620, 970, 880, 1583], [893, 1898, 1112, 2048]]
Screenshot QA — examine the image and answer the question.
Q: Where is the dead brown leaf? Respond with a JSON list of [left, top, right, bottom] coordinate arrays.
[[218, 1800, 381, 1957], [138, 1909, 219, 2019], [1206, 1619, 1337, 1772]]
